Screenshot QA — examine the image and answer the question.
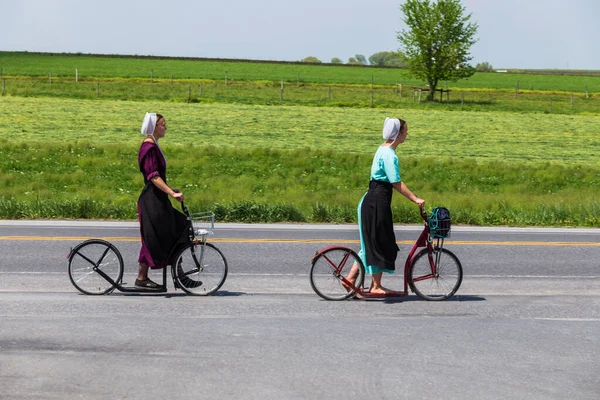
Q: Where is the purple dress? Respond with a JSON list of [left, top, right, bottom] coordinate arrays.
[[137, 142, 186, 269]]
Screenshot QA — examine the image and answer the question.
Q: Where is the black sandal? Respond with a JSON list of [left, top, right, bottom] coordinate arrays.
[[180, 277, 203, 289]]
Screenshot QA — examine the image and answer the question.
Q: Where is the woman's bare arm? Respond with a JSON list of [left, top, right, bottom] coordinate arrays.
[[150, 176, 184, 202], [392, 181, 424, 206]]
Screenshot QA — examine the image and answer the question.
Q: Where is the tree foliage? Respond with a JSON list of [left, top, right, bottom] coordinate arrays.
[[397, 0, 478, 100], [369, 51, 407, 67], [355, 54, 367, 64], [475, 61, 493, 72], [301, 56, 322, 63], [330, 57, 343, 64]]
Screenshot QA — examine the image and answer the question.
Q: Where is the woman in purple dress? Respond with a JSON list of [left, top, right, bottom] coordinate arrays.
[[136, 113, 187, 289]]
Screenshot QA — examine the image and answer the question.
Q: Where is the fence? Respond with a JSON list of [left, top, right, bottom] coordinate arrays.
[[0, 75, 598, 115]]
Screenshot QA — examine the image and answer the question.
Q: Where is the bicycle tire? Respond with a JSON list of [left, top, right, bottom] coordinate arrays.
[[68, 239, 123, 295], [172, 242, 228, 296], [309, 247, 365, 301], [408, 247, 462, 301]]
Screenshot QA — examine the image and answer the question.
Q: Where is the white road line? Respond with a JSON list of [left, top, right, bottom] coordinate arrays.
[[0, 220, 599, 234], [533, 318, 600, 322]]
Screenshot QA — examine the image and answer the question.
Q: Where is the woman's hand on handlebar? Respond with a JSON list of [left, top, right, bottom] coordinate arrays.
[[414, 197, 425, 207], [171, 189, 184, 202]]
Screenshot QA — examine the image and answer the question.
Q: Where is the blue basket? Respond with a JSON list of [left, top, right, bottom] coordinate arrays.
[[428, 207, 451, 238]]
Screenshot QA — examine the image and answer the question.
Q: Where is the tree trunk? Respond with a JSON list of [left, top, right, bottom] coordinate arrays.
[[427, 79, 437, 101], [427, 84, 437, 101]]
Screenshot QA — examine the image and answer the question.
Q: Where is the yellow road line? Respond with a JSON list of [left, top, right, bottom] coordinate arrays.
[[0, 236, 598, 246]]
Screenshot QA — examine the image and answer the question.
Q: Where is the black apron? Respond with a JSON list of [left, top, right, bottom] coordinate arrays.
[[360, 180, 399, 271], [138, 182, 187, 268]]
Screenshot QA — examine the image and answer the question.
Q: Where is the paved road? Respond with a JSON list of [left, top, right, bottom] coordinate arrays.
[[1, 221, 599, 399]]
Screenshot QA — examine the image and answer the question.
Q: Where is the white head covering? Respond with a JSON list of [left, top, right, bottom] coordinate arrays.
[[141, 112, 156, 136], [382, 117, 401, 141], [140, 112, 167, 165]]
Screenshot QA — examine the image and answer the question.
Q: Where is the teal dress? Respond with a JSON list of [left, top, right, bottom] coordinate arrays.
[[358, 146, 401, 274]]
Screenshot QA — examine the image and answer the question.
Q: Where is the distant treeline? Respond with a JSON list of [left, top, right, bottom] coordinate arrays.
[[3, 51, 402, 69]]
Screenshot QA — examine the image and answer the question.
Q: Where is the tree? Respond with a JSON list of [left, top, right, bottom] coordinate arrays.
[[355, 54, 367, 64], [347, 56, 361, 65], [475, 61, 493, 72], [301, 56, 322, 63], [397, 0, 478, 100], [369, 51, 407, 67], [331, 57, 343, 64]]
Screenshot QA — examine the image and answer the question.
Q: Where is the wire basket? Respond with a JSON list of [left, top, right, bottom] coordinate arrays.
[[190, 212, 215, 236]]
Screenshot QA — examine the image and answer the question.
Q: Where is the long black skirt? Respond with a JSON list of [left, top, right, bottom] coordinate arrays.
[[359, 180, 399, 273], [137, 183, 187, 269]]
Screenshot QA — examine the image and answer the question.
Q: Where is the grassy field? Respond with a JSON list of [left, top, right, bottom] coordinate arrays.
[[1, 52, 599, 226], [2, 51, 600, 92], [1, 96, 599, 226], [2, 79, 600, 115]]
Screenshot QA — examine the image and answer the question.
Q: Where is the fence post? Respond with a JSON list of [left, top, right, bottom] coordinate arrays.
[[188, 85, 191, 102], [447, 90, 450, 102], [549, 97, 552, 113], [328, 86, 331, 101], [76, 68, 78, 83], [0, 67, 2, 80], [225, 71, 228, 86], [297, 72, 300, 87], [151, 69, 153, 83], [586, 85, 589, 99], [49, 72, 52, 84], [418, 89, 422, 103], [96, 82, 99, 98], [1, 80, 5, 96], [370, 75, 374, 106], [199, 83, 203, 97], [570, 93, 573, 109], [171, 75, 173, 86], [280, 79, 283, 104], [399, 84, 403, 97], [516, 80, 519, 94], [439, 89, 442, 102], [395, 84, 398, 95], [461, 93, 464, 108]]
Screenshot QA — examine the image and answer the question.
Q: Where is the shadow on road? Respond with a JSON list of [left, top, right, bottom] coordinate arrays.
[[374, 294, 486, 304], [106, 290, 246, 298]]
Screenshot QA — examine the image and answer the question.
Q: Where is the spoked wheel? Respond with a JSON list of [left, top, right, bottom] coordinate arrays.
[[309, 246, 365, 301], [408, 247, 463, 301], [68, 239, 124, 295], [172, 242, 228, 296]]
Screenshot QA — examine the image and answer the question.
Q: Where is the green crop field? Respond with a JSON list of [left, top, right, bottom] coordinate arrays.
[[2, 51, 600, 92], [2, 79, 600, 115], [0, 52, 599, 226], [1, 96, 599, 226]]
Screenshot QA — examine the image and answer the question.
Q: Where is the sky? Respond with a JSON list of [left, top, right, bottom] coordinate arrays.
[[1, 0, 599, 70]]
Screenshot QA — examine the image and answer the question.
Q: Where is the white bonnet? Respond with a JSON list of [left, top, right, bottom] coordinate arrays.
[[141, 112, 157, 136], [382, 117, 400, 140]]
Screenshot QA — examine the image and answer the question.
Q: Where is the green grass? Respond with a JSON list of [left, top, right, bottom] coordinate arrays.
[[1, 141, 598, 226], [2, 97, 599, 164], [2, 79, 599, 115], [1, 96, 599, 226], [1, 52, 600, 226], [2, 51, 600, 92]]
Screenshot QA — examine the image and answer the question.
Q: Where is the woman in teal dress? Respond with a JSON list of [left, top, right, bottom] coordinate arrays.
[[347, 117, 425, 295]]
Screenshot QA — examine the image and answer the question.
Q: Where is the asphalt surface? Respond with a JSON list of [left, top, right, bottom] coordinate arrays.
[[1, 221, 599, 399]]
